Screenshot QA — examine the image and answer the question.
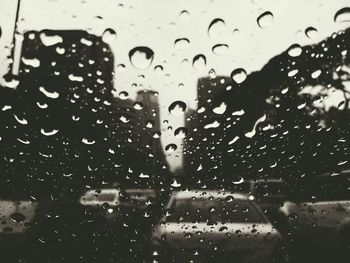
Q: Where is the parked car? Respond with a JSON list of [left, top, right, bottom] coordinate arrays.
[[249, 179, 288, 205], [151, 190, 288, 263], [248, 179, 290, 237], [280, 169, 350, 260]]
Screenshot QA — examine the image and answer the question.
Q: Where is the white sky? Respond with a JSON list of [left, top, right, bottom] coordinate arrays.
[[0, 0, 350, 170]]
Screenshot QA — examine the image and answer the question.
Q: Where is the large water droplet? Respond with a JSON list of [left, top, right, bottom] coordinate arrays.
[[129, 46, 154, 69], [305, 27, 318, 39], [212, 44, 229, 55], [334, 7, 350, 23], [208, 18, 225, 39], [192, 54, 206, 70], [231, 68, 247, 84], [102, 28, 117, 44], [257, 11, 273, 28], [174, 38, 190, 50], [169, 101, 187, 116]]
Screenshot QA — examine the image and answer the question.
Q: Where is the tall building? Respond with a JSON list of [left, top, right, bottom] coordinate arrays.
[[183, 76, 234, 186]]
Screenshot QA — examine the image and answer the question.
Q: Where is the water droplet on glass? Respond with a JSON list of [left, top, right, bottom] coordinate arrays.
[[257, 11, 273, 28], [120, 115, 129, 123], [68, 74, 83, 82], [129, 46, 154, 69], [174, 38, 190, 50], [22, 57, 40, 68], [305, 27, 318, 39], [10, 213, 25, 223], [82, 138, 95, 145], [212, 44, 229, 55], [41, 128, 59, 136], [174, 127, 188, 138], [204, 120, 220, 129], [208, 68, 216, 79], [287, 44, 302, 57], [169, 101, 187, 116], [192, 54, 206, 70], [39, 86, 59, 99], [119, 91, 129, 99], [179, 10, 190, 22], [288, 69, 298, 77], [165, 143, 177, 152], [154, 65, 163, 73], [232, 28, 240, 36], [213, 102, 227, 114], [40, 33, 63, 46], [114, 66, 124, 76], [231, 68, 247, 84], [134, 102, 143, 110], [311, 69, 321, 79], [334, 7, 350, 23], [208, 18, 225, 39], [102, 28, 117, 44]]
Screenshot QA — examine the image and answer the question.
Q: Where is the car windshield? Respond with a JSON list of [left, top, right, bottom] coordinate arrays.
[[1, 0, 350, 262], [166, 197, 265, 224]]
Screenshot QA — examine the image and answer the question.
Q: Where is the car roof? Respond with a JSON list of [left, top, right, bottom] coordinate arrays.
[[173, 190, 251, 200]]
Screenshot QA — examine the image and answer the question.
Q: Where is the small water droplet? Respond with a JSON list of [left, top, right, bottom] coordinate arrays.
[[192, 54, 206, 70], [134, 102, 143, 110], [257, 11, 273, 28], [287, 44, 302, 57], [169, 101, 186, 115], [305, 27, 318, 39], [232, 28, 240, 36], [311, 69, 321, 79], [212, 44, 229, 55], [165, 144, 177, 153], [208, 68, 216, 79], [10, 213, 25, 223], [174, 38, 190, 50], [154, 65, 163, 73], [22, 57, 40, 68], [179, 10, 190, 22], [116, 64, 126, 72], [41, 128, 59, 136], [171, 179, 181, 187], [288, 69, 298, 77], [40, 32, 63, 46], [231, 68, 247, 84], [129, 46, 154, 69], [212, 102, 227, 114], [119, 91, 129, 99], [102, 28, 117, 44]]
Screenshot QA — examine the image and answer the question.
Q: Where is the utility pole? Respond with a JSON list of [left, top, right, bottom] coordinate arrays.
[[10, 0, 22, 76]]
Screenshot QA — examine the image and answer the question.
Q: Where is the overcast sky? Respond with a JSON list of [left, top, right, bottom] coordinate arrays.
[[0, 0, 349, 170]]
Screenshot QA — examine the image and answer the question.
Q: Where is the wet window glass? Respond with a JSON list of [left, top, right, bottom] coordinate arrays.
[[1, 0, 350, 262]]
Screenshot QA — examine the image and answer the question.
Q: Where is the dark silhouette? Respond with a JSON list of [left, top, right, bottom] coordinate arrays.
[[184, 28, 350, 191]]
